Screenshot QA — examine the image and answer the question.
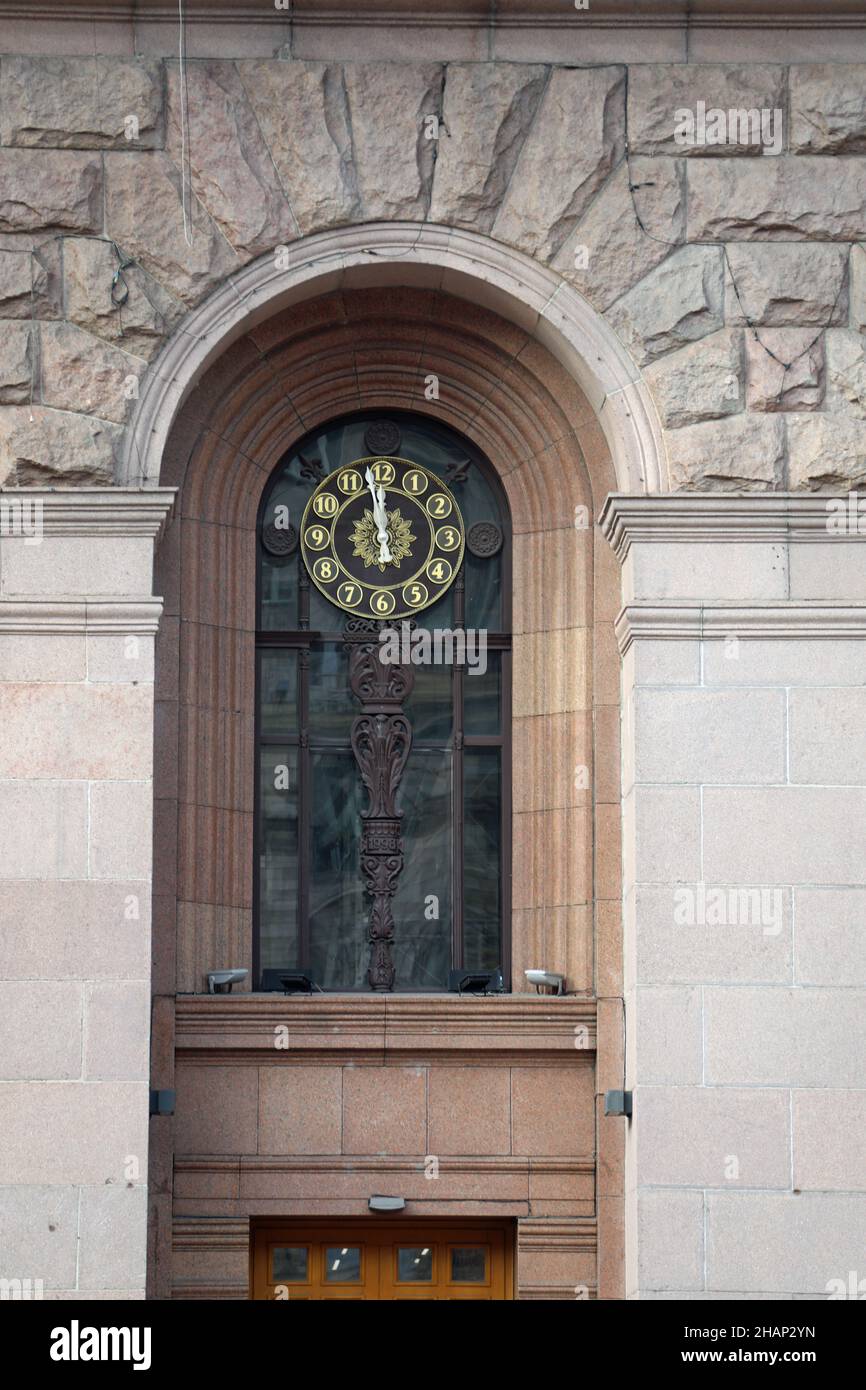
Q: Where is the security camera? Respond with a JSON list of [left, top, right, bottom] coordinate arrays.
[[207, 968, 248, 994], [525, 969, 565, 995]]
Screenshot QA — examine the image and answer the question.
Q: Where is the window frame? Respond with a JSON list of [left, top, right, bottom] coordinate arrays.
[[253, 410, 512, 992]]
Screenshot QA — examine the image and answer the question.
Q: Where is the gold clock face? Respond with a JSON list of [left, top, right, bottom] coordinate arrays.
[[299, 456, 465, 620]]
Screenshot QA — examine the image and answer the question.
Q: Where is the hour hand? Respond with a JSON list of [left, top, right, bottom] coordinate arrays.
[[365, 469, 392, 564]]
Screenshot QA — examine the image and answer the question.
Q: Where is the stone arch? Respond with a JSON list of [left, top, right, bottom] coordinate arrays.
[[123, 222, 666, 494]]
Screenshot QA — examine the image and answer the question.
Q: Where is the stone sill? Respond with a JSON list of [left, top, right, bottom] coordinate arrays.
[[175, 991, 597, 1059]]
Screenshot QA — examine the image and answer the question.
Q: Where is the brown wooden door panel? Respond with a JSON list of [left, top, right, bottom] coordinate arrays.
[[252, 1220, 513, 1300]]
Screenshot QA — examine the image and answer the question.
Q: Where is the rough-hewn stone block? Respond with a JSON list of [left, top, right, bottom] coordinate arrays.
[[790, 64, 866, 154], [164, 60, 297, 256], [628, 63, 785, 156], [608, 245, 724, 365], [688, 157, 866, 240], [0, 150, 102, 233], [0, 322, 35, 405], [343, 62, 444, 222], [64, 237, 183, 361], [0, 56, 163, 149], [787, 412, 866, 489], [41, 323, 146, 425], [644, 328, 742, 427], [745, 327, 824, 411], [665, 411, 785, 490], [0, 406, 122, 486], [493, 66, 625, 262], [725, 243, 848, 326], [553, 160, 685, 312], [238, 60, 358, 234], [430, 62, 546, 232]]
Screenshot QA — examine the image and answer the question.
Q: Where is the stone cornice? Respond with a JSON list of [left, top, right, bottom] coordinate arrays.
[[175, 992, 597, 1059], [600, 493, 866, 562], [616, 602, 866, 652], [0, 599, 164, 633], [0, 1, 860, 28], [0, 488, 176, 538]]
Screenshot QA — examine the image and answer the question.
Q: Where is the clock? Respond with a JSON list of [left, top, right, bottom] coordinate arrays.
[[299, 456, 465, 620]]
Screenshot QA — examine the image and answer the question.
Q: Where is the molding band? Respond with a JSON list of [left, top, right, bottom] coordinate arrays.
[[616, 602, 866, 653], [0, 599, 165, 633], [0, 488, 177, 538]]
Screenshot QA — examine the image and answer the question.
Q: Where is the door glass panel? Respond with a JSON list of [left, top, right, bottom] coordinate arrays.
[[450, 1247, 487, 1283], [259, 745, 299, 973], [272, 1247, 308, 1281], [397, 1247, 433, 1282], [325, 1247, 361, 1283]]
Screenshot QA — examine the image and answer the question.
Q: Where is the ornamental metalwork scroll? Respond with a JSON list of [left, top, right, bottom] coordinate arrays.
[[345, 619, 415, 991]]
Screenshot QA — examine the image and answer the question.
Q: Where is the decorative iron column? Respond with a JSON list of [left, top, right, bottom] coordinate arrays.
[[345, 621, 415, 991]]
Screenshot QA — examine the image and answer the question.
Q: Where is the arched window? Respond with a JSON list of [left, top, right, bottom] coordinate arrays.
[[255, 412, 511, 992]]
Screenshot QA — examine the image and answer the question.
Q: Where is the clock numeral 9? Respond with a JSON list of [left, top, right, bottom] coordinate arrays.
[[305, 525, 330, 550], [426, 493, 452, 518], [371, 590, 395, 615]]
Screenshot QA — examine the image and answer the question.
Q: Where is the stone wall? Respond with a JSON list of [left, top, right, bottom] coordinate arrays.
[[0, 36, 865, 493]]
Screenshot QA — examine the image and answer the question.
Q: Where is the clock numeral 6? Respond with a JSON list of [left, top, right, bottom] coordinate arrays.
[[371, 590, 395, 615], [305, 525, 330, 550]]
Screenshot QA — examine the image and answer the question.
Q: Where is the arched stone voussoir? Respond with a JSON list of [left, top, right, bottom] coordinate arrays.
[[122, 223, 667, 495]]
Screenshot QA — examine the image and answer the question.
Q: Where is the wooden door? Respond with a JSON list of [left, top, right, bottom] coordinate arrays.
[[252, 1220, 513, 1300]]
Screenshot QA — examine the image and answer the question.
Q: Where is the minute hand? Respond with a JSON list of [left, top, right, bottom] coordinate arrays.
[[365, 468, 392, 563]]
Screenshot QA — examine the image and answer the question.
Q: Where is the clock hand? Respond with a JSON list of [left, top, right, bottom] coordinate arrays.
[[364, 468, 392, 564]]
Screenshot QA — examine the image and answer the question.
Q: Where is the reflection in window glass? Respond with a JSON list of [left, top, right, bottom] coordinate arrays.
[[308, 751, 366, 990], [397, 1247, 433, 1282], [392, 748, 453, 989], [464, 651, 501, 736], [325, 1247, 361, 1282], [259, 745, 298, 973], [451, 1247, 487, 1283], [272, 1247, 308, 1281], [463, 749, 501, 973], [260, 650, 297, 735]]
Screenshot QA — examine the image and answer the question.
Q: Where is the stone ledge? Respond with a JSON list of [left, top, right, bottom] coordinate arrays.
[[0, 598, 164, 632], [0, 488, 176, 537], [601, 492, 866, 560], [616, 601, 866, 652], [174, 992, 598, 1058]]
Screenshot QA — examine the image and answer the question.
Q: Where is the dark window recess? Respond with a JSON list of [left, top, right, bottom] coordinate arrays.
[[255, 411, 512, 992]]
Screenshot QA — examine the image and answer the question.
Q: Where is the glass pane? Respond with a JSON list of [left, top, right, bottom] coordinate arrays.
[[463, 749, 501, 973], [465, 549, 502, 631], [272, 1247, 307, 1281], [397, 1247, 433, 1282], [308, 751, 367, 990], [309, 643, 357, 737], [259, 746, 299, 972], [464, 651, 501, 736], [260, 650, 298, 734], [450, 1247, 487, 1283], [404, 658, 452, 742], [325, 1247, 361, 1282], [392, 748, 453, 989]]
